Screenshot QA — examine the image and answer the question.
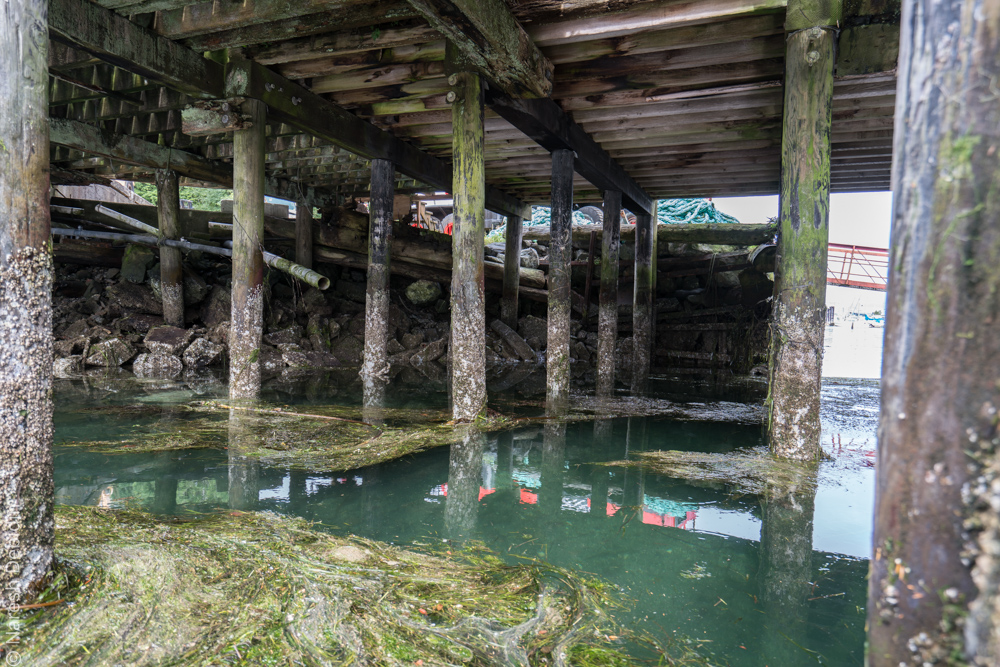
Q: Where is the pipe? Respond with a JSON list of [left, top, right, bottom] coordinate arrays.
[[221, 241, 329, 290], [94, 204, 159, 235]]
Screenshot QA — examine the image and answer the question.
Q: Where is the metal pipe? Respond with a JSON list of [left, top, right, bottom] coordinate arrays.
[[94, 204, 159, 235], [221, 241, 329, 290]]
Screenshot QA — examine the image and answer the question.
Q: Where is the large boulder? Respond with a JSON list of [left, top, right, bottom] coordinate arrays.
[[182, 338, 224, 368], [331, 335, 363, 365], [200, 286, 231, 328], [106, 282, 163, 316], [517, 315, 547, 349], [120, 244, 155, 283], [144, 326, 194, 355], [132, 353, 183, 378], [519, 247, 540, 269], [301, 287, 332, 316], [86, 338, 135, 366], [405, 280, 442, 306]]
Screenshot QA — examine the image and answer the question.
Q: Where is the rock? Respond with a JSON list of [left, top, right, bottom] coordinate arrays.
[[387, 304, 411, 333], [405, 280, 442, 306], [569, 320, 583, 337], [115, 314, 164, 334], [120, 244, 155, 283], [53, 356, 84, 378], [571, 341, 590, 362], [59, 318, 90, 340], [86, 338, 136, 366], [264, 325, 304, 346], [302, 287, 332, 316], [327, 319, 342, 339], [259, 346, 285, 374], [656, 297, 681, 314], [411, 338, 447, 365], [517, 315, 547, 349], [387, 339, 405, 354], [54, 337, 89, 358], [182, 271, 211, 305], [434, 299, 449, 314], [132, 353, 183, 378], [200, 286, 231, 328], [144, 326, 194, 355], [331, 335, 364, 365], [106, 282, 163, 316], [182, 338, 224, 368], [347, 314, 366, 336], [306, 314, 331, 351], [739, 268, 773, 307], [85, 325, 114, 343], [281, 347, 311, 368], [335, 279, 367, 304], [400, 331, 424, 350], [207, 321, 230, 346], [519, 246, 540, 269], [489, 319, 535, 361], [303, 351, 340, 368]]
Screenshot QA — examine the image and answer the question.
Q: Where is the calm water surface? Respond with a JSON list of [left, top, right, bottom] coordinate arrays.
[[52, 368, 878, 666]]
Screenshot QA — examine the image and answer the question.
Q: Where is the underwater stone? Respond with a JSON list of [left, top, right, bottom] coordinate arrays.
[[86, 338, 136, 366], [132, 353, 183, 379], [53, 356, 84, 378], [405, 280, 442, 306], [182, 338, 224, 368], [144, 326, 194, 355]]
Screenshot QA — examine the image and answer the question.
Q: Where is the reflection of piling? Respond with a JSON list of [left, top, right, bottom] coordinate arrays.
[[444, 425, 486, 540], [546, 148, 574, 409], [622, 417, 647, 510], [766, 17, 835, 461], [590, 422, 611, 521], [541, 422, 567, 517], [596, 190, 622, 396], [227, 410, 260, 510], [228, 97, 267, 400], [758, 467, 817, 664]]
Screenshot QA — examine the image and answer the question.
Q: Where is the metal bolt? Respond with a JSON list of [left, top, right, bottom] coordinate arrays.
[[292, 96, 301, 106], [448, 74, 458, 86], [445, 91, 457, 104]]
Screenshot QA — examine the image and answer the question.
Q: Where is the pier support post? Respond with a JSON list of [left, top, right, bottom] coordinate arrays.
[[362, 159, 395, 398], [156, 169, 184, 328], [868, 0, 1000, 663], [767, 8, 837, 460], [0, 0, 53, 608], [597, 190, 622, 397], [449, 70, 487, 421], [295, 202, 313, 270], [547, 149, 574, 408], [229, 98, 267, 399], [632, 210, 654, 393], [500, 214, 523, 330]]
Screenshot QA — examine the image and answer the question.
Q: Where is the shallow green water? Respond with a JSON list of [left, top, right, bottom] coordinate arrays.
[[51, 369, 879, 666]]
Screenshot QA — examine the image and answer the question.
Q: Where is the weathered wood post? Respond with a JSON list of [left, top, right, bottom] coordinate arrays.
[[449, 69, 487, 421], [767, 0, 838, 460], [295, 202, 313, 270], [228, 98, 267, 399], [632, 210, 654, 393], [547, 149, 574, 408], [156, 169, 184, 327], [596, 190, 622, 397], [361, 159, 395, 401], [868, 0, 1000, 663], [0, 0, 54, 608], [500, 214, 523, 329]]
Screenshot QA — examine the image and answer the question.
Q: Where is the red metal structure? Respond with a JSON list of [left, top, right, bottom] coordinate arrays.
[[827, 243, 889, 291]]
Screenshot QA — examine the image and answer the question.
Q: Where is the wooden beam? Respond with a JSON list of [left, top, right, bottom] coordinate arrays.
[[404, 0, 553, 98], [48, 0, 224, 99], [486, 91, 653, 214]]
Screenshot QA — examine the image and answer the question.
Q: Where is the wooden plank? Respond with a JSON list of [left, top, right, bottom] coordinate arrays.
[[486, 91, 653, 214], [523, 221, 777, 245], [404, 0, 553, 97], [49, 0, 224, 99], [245, 21, 438, 66]]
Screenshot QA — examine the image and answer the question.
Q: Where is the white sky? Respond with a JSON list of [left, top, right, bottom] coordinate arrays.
[[712, 191, 893, 249]]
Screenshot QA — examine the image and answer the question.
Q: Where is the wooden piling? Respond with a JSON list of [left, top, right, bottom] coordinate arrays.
[[596, 190, 622, 397], [362, 158, 395, 395], [632, 210, 654, 393], [0, 0, 54, 608], [767, 20, 836, 460], [500, 214, 523, 329], [156, 169, 184, 328], [450, 70, 487, 422], [295, 202, 313, 270], [547, 148, 575, 408], [228, 98, 267, 399], [868, 0, 1000, 662]]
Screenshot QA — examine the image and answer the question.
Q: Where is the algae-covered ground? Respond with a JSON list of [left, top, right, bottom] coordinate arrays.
[[3, 506, 691, 667], [57, 401, 521, 473]]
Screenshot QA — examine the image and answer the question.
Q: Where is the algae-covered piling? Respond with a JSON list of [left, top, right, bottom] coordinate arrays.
[[7, 506, 646, 666]]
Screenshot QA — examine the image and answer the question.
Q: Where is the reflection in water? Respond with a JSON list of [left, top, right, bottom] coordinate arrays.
[[540, 423, 566, 519], [228, 409, 260, 510], [444, 425, 486, 541], [758, 467, 819, 664], [361, 378, 387, 425]]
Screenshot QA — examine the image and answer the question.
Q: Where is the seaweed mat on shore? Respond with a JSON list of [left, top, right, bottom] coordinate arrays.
[[6, 507, 708, 667]]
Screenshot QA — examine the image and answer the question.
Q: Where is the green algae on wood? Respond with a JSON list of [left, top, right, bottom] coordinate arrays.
[[596, 190, 622, 397], [10, 505, 655, 666]]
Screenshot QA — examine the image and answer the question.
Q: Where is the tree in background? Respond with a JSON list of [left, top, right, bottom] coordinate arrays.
[[132, 182, 233, 211]]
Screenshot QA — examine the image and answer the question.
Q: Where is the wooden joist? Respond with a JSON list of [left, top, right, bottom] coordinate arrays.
[[523, 222, 778, 245], [403, 0, 553, 98], [486, 91, 653, 214]]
